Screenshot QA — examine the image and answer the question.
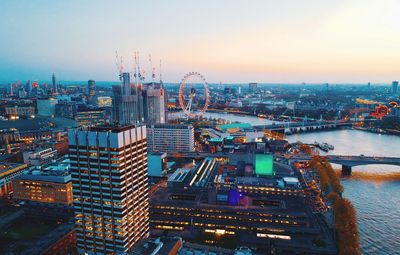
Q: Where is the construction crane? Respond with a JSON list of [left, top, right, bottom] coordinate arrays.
[[148, 54, 156, 85], [115, 51, 123, 80]]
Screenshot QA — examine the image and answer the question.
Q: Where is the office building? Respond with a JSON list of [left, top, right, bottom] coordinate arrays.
[[88, 80, 96, 102], [13, 159, 73, 205], [75, 107, 105, 127], [112, 72, 143, 125], [68, 124, 150, 255], [392, 81, 399, 95], [37, 98, 58, 116], [97, 96, 112, 107], [52, 73, 57, 93], [249, 83, 258, 92], [55, 101, 78, 119], [0, 163, 28, 197], [146, 124, 195, 153], [142, 85, 165, 124]]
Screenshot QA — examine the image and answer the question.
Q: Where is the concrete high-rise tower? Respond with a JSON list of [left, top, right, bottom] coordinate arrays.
[[88, 80, 96, 102], [142, 83, 165, 124], [392, 81, 399, 95], [112, 72, 144, 125], [52, 73, 57, 93], [68, 124, 150, 255]]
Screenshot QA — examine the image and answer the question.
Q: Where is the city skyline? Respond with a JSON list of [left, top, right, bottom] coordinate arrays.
[[1, 0, 400, 84]]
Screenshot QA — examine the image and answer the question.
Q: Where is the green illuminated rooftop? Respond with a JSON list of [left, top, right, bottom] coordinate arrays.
[[255, 154, 274, 176]]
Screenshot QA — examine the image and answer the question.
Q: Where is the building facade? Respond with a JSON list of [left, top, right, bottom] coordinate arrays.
[[0, 163, 28, 197], [75, 108, 105, 127], [5, 106, 35, 117], [392, 81, 399, 95], [37, 98, 58, 116], [13, 160, 73, 205], [142, 85, 165, 124], [112, 73, 143, 125], [88, 80, 96, 102], [68, 125, 149, 255], [146, 124, 195, 153]]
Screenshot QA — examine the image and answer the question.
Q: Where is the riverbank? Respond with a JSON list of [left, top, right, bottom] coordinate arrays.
[[310, 156, 360, 255]]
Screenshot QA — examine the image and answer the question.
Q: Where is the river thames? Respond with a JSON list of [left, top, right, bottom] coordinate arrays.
[[203, 112, 400, 255]]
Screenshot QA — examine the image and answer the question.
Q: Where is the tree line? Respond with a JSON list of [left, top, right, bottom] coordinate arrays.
[[310, 156, 360, 255]]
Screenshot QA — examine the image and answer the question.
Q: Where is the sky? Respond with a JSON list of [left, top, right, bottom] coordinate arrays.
[[1, 0, 400, 84]]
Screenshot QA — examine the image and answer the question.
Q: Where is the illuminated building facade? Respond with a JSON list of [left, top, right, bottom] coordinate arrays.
[[75, 108, 105, 127], [13, 160, 73, 205], [68, 124, 149, 255], [149, 157, 336, 254], [0, 163, 28, 197]]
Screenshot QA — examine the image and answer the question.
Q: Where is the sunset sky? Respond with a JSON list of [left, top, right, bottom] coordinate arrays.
[[1, 0, 400, 83]]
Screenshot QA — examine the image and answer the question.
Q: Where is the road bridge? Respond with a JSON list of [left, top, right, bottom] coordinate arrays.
[[280, 154, 400, 175], [172, 152, 400, 176], [253, 121, 353, 134]]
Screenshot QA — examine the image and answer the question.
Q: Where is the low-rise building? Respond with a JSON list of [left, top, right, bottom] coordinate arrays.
[[0, 163, 28, 197], [22, 147, 58, 166], [5, 106, 35, 117], [13, 158, 72, 205]]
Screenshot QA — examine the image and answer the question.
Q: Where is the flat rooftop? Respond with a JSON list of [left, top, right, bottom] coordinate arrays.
[[18, 158, 71, 183], [88, 124, 139, 133], [168, 168, 191, 183]]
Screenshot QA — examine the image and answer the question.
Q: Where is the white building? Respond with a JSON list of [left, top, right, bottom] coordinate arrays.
[[146, 124, 195, 153]]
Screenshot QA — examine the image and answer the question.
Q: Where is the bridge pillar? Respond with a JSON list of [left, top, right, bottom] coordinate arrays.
[[342, 165, 352, 176]]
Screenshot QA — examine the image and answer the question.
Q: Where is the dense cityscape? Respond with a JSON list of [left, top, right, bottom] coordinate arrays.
[[1, 1, 400, 255]]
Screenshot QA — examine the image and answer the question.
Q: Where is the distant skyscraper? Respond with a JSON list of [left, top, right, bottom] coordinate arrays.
[[68, 124, 150, 255], [142, 84, 165, 124], [249, 82, 257, 92], [112, 72, 144, 125], [392, 81, 399, 95], [52, 73, 57, 93], [87, 80, 96, 102], [24, 80, 31, 94]]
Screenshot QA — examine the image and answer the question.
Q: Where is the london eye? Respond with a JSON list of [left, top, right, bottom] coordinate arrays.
[[179, 72, 210, 118]]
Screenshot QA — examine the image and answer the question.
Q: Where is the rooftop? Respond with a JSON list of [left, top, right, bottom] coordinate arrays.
[[0, 163, 28, 178], [88, 124, 139, 133], [218, 123, 252, 132], [18, 158, 71, 183]]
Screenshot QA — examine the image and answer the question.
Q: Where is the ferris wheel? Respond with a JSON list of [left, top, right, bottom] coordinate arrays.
[[179, 72, 210, 118]]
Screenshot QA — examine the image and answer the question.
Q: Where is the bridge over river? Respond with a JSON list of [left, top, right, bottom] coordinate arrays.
[[173, 152, 400, 175]]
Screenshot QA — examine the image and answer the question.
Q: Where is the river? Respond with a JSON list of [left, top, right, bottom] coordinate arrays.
[[288, 130, 400, 255], [205, 112, 400, 255]]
